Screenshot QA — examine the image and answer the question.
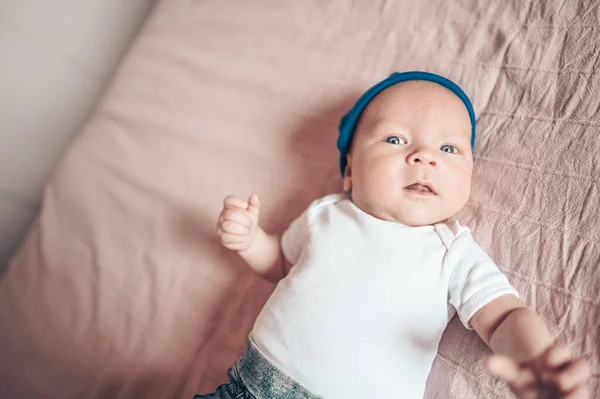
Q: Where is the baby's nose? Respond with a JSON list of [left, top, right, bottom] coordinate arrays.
[[407, 150, 437, 166]]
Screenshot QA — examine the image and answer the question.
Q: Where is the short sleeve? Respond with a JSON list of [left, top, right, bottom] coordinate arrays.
[[447, 230, 519, 330], [280, 206, 309, 266]]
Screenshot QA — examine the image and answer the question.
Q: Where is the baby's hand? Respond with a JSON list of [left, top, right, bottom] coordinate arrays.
[[217, 194, 260, 252], [487, 343, 591, 398]]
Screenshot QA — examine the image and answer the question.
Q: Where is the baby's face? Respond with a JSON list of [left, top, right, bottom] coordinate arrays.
[[345, 80, 473, 226]]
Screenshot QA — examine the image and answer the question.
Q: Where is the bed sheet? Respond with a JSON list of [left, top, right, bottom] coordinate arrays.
[[0, 0, 598, 397]]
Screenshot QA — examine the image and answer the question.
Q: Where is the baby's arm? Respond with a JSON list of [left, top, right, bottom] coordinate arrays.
[[217, 194, 290, 282], [471, 295, 590, 397], [471, 295, 551, 361], [238, 227, 287, 282]]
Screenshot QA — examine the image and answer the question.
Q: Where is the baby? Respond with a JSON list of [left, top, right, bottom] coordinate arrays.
[[200, 72, 590, 398]]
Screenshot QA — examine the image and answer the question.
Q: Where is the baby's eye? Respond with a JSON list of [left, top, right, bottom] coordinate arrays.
[[385, 136, 406, 145], [440, 144, 458, 154]]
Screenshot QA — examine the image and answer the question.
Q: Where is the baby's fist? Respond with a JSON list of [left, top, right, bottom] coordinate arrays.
[[487, 343, 591, 399], [217, 194, 260, 252]]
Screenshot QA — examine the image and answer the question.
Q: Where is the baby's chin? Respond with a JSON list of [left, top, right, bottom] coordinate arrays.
[[387, 214, 447, 227], [369, 203, 458, 227], [394, 215, 453, 227], [349, 191, 463, 226]]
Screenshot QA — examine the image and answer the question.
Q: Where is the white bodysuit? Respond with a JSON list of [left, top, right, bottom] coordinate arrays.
[[251, 193, 518, 398]]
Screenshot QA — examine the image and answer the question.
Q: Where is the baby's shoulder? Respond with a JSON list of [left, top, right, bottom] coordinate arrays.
[[306, 192, 349, 212], [292, 193, 348, 226], [434, 220, 475, 249]]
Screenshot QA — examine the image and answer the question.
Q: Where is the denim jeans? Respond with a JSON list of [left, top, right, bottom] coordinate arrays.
[[194, 339, 322, 399]]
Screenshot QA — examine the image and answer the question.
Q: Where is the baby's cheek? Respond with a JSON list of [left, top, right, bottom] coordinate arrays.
[[442, 172, 470, 203], [453, 176, 472, 207]]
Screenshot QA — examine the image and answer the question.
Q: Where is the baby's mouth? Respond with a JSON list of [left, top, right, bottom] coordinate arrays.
[[404, 183, 435, 194]]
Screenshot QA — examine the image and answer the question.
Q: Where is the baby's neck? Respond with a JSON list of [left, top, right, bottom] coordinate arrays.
[[345, 192, 458, 228]]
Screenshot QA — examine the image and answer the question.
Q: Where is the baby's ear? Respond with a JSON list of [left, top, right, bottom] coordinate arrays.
[[342, 164, 352, 192]]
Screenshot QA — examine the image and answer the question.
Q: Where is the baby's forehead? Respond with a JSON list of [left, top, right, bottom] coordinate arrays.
[[371, 80, 461, 107], [362, 80, 471, 121], [354, 80, 472, 142]]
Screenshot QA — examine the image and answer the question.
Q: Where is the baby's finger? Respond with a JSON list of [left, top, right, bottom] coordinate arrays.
[[220, 220, 250, 235], [223, 195, 248, 210], [220, 209, 252, 227], [224, 241, 252, 252], [552, 358, 591, 394], [563, 385, 589, 399], [218, 230, 251, 244], [540, 343, 572, 369], [247, 194, 260, 216], [486, 355, 536, 389]]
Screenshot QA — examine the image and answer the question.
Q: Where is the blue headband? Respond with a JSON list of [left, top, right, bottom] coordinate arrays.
[[337, 71, 476, 175]]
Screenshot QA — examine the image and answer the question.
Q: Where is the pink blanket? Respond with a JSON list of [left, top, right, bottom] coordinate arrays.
[[0, 1, 598, 397]]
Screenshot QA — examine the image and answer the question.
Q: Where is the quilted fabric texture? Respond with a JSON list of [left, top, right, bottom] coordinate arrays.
[[0, 1, 598, 398]]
